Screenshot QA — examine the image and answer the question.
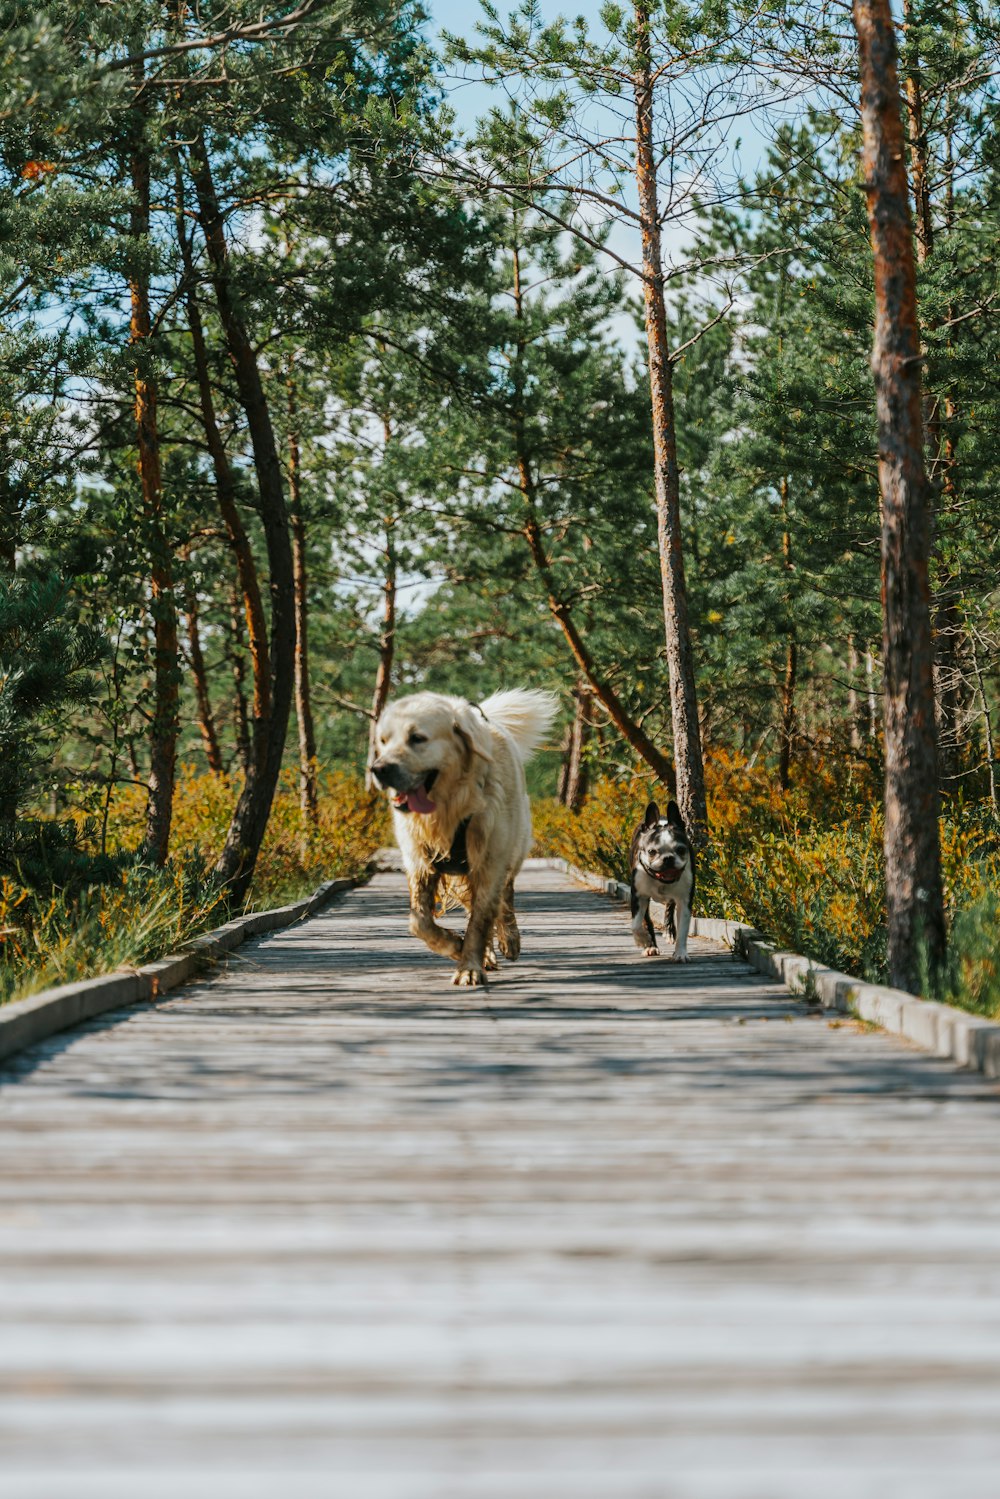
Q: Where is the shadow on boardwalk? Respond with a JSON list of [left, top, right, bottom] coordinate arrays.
[[0, 865, 999, 1497]]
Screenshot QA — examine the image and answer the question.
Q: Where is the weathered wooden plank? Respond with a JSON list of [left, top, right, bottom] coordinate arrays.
[[1, 864, 999, 1497]]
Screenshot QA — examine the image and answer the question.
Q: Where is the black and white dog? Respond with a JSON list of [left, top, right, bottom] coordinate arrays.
[[628, 801, 695, 962]]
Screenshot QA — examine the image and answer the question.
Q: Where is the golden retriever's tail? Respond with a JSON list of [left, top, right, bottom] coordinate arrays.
[[478, 689, 560, 762]]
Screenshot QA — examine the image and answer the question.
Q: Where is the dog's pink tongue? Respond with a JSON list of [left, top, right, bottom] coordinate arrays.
[[405, 784, 436, 815]]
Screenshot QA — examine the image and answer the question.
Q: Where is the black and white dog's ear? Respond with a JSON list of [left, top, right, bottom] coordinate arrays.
[[644, 802, 660, 827], [666, 800, 684, 828]]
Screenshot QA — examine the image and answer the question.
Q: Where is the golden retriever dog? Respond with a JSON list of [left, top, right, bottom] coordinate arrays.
[[370, 688, 559, 986]]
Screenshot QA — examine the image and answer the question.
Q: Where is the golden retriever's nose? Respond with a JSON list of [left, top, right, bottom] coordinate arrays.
[[370, 759, 402, 790]]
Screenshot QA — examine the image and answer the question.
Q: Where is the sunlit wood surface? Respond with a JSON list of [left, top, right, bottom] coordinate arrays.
[[2, 862, 1000, 1498]]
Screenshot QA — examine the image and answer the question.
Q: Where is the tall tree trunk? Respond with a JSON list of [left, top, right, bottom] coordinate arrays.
[[848, 635, 862, 752], [632, 0, 707, 841], [901, 0, 933, 263], [129, 67, 178, 866], [229, 588, 252, 774], [565, 684, 593, 812], [189, 132, 296, 902], [509, 240, 674, 789], [853, 0, 945, 991], [556, 719, 574, 804], [901, 0, 964, 777], [778, 476, 797, 792], [173, 161, 271, 778], [367, 476, 397, 783], [970, 638, 997, 816], [287, 374, 318, 824], [184, 587, 224, 774], [865, 647, 879, 740]]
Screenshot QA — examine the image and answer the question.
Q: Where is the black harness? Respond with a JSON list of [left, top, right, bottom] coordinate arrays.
[[431, 817, 472, 877]]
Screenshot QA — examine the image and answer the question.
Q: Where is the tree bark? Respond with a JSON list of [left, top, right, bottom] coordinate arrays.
[[900, 2, 967, 777], [129, 68, 178, 866], [847, 635, 862, 752], [778, 476, 797, 792], [228, 588, 252, 774], [184, 587, 224, 774], [632, 0, 707, 841], [287, 374, 318, 824], [901, 0, 933, 264], [173, 160, 271, 775], [971, 638, 997, 815], [865, 647, 879, 740], [565, 684, 593, 811], [853, 0, 945, 991], [189, 131, 296, 902], [556, 719, 573, 804], [367, 478, 397, 783], [508, 239, 674, 790]]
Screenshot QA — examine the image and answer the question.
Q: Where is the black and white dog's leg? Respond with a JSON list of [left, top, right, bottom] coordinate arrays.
[[630, 884, 658, 957], [669, 899, 692, 963]]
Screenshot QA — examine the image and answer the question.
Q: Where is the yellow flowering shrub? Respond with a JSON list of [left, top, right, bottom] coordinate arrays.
[[0, 769, 388, 1006], [533, 756, 1000, 1010]]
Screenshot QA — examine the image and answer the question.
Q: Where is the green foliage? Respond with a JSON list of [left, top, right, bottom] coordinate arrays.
[[941, 890, 1000, 1019], [0, 572, 103, 840]]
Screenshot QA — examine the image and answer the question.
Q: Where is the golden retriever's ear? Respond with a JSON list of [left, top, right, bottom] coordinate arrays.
[[453, 704, 494, 763]]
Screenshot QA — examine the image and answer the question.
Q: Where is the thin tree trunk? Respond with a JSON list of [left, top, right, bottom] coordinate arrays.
[[189, 132, 296, 901], [778, 475, 797, 792], [971, 639, 997, 816], [853, 0, 945, 991], [848, 635, 862, 752], [565, 685, 592, 811], [632, 0, 707, 841], [287, 373, 318, 824], [184, 588, 224, 774], [509, 237, 674, 790], [173, 160, 271, 770], [865, 648, 879, 739], [129, 69, 178, 866], [229, 589, 251, 774], [901, 0, 933, 263], [556, 719, 573, 804], [367, 487, 397, 782], [522, 509, 674, 788], [901, 2, 965, 777]]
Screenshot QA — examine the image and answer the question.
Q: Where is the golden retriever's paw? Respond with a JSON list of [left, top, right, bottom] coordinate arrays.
[[483, 946, 499, 972], [667, 951, 691, 964], [644, 946, 659, 958], [497, 927, 521, 961], [452, 965, 487, 988]]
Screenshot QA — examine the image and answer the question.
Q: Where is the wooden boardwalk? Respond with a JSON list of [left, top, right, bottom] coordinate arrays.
[[2, 863, 1000, 1498]]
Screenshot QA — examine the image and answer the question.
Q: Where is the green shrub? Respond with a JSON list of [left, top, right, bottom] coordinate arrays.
[[941, 889, 1000, 1019]]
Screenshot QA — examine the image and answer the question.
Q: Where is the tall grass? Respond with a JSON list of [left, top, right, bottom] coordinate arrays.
[[0, 769, 387, 1007], [533, 753, 1000, 1015]]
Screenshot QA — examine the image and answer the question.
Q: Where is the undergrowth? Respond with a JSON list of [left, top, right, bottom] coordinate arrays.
[[533, 752, 1000, 1016], [0, 769, 387, 1006]]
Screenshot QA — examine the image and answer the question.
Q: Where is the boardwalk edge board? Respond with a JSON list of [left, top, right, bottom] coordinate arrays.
[[540, 856, 1000, 1081], [0, 876, 355, 1066]]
